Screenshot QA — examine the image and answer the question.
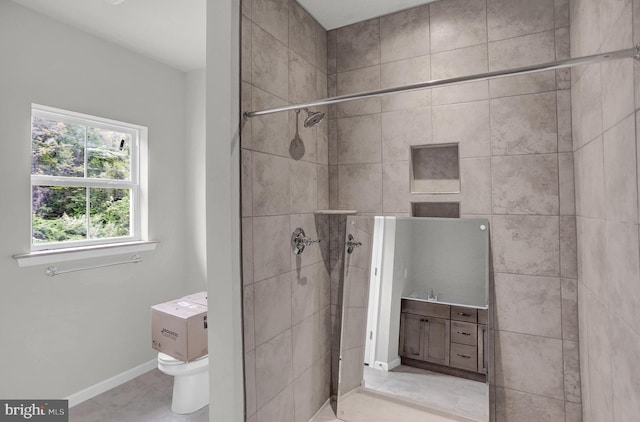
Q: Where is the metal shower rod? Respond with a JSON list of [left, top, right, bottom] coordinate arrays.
[[243, 44, 640, 120]]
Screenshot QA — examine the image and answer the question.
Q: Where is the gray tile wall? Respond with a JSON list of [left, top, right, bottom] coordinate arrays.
[[327, 0, 579, 420], [241, 1, 331, 421], [571, 0, 640, 420]]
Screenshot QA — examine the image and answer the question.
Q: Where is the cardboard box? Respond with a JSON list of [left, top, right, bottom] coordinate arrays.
[[151, 299, 208, 362], [181, 291, 207, 306]]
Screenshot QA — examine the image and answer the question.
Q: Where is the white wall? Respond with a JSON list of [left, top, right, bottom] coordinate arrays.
[[0, 1, 190, 399], [185, 69, 207, 293], [205, 0, 244, 420]]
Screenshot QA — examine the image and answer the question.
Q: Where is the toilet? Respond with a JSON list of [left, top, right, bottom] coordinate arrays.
[[157, 352, 209, 414]]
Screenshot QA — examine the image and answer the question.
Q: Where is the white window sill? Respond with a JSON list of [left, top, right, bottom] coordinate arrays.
[[13, 241, 158, 267]]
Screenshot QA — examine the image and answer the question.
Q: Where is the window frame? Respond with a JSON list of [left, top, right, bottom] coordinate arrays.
[[30, 104, 144, 251]]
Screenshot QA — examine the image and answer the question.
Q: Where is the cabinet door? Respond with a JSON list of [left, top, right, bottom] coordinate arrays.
[[399, 313, 424, 360], [424, 317, 450, 366]]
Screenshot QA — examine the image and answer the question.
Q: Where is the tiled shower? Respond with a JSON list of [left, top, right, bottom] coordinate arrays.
[[240, 0, 640, 421]]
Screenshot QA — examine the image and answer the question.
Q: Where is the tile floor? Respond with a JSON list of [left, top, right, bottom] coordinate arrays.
[[68, 369, 208, 422], [310, 391, 474, 422], [361, 366, 488, 422]]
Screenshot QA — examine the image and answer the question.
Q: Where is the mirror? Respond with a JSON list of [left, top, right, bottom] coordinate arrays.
[[337, 216, 490, 422]]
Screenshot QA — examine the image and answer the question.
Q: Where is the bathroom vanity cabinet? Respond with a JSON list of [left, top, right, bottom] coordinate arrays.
[[399, 299, 487, 381]]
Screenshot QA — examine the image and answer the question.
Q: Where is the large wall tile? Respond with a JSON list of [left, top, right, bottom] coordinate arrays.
[[494, 273, 562, 338], [495, 387, 565, 422], [602, 59, 634, 132], [488, 30, 555, 71], [381, 107, 431, 162], [491, 154, 559, 215], [253, 215, 291, 281], [337, 114, 382, 164], [292, 263, 328, 324], [555, 0, 569, 28], [317, 165, 329, 210], [293, 354, 331, 422], [431, 44, 488, 80], [244, 284, 256, 352], [252, 24, 288, 100], [490, 92, 558, 155], [610, 317, 640, 421], [430, 0, 487, 53], [252, 0, 289, 45], [460, 157, 492, 215], [557, 90, 573, 153], [252, 87, 290, 157], [432, 81, 489, 106], [252, 152, 290, 216], [379, 5, 430, 63], [382, 161, 410, 213], [254, 273, 292, 346], [432, 101, 490, 158], [563, 340, 582, 403], [585, 291, 614, 422], [380, 55, 431, 112], [243, 217, 254, 286], [560, 216, 578, 279], [495, 331, 564, 398], [289, 2, 316, 66], [256, 384, 295, 422], [316, 23, 327, 73], [572, 64, 603, 148], [578, 137, 605, 219], [489, 71, 556, 99], [565, 402, 582, 422], [242, 148, 253, 217], [245, 350, 257, 417], [292, 309, 331, 380], [336, 66, 381, 118], [492, 215, 560, 277], [604, 115, 638, 224], [575, 217, 606, 294], [559, 152, 575, 215], [487, 0, 554, 41], [255, 329, 293, 409], [606, 222, 640, 335], [290, 161, 318, 214], [336, 19, 380, 72], [561, 279, 578, 341], [338, 163, 383, 212], [289, 51, 316, 104], [242, 16, 252, 84]]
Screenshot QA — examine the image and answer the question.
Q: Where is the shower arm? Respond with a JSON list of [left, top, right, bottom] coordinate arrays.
[[243, 44, 640, 120]]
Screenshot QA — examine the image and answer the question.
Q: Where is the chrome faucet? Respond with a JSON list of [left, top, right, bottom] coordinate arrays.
[[427, 288, 438, 301]]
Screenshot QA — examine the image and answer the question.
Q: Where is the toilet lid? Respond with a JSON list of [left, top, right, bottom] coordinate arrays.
[[157, 352, 208, 365]]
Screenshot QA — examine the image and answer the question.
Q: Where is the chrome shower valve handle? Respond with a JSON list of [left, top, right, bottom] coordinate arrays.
[[291, 227, 321, 255]]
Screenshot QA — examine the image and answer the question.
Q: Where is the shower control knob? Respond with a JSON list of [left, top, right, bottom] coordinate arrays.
[[291, 227, 321, 255]]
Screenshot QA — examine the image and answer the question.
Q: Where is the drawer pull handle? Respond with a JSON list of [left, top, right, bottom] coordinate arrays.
[[456, 353, 471, 359], [421, 319, 429, 322], [457, 312, 472, 317], [411, 352, 420, 356], [457, 331, 471, 336]]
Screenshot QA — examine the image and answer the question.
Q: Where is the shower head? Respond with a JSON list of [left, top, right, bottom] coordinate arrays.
[[302, 108, 325, 128]]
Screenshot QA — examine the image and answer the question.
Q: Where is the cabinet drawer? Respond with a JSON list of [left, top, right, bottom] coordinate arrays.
[[402, 299, 450, 319], [451, 321, 477, 346], [451, 306, 477, 323], [450, 343, 478, 372]]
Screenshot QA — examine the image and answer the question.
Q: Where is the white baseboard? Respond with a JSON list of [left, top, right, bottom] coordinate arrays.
[[66, 358, 157, 408], [373, 357, 401, 372]]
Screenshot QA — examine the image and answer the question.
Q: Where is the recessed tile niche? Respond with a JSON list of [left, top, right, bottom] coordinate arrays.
[[410, 144, 460, 193]]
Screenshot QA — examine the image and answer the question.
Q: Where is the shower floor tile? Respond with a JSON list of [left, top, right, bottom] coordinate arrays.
[[310, 390, 475, 422], [363, 366, 489, 422], [68, 369, 208, 422]]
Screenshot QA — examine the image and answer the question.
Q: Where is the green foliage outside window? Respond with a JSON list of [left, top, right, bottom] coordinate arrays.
[[31, 116, 133, 245]]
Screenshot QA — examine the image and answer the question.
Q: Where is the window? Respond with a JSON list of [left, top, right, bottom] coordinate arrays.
[[30, 105, 145, 250]]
